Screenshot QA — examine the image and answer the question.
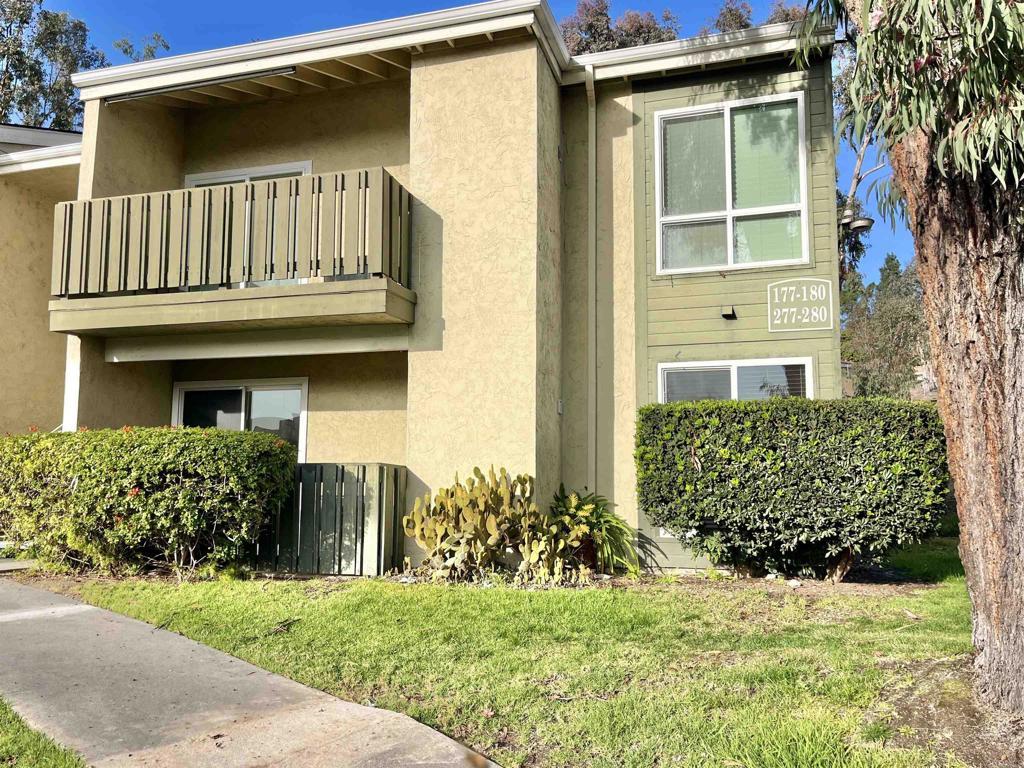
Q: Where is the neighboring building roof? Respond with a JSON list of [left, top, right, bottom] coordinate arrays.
[[0, 123, 82, 151], [0, 143, 82, 176], [564, 22, 834, 84], [71, 0, 834, 102]]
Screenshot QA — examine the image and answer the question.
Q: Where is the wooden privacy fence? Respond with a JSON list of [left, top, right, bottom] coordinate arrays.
[[52, 168, 410, 297], [254, 463, 407, 576]]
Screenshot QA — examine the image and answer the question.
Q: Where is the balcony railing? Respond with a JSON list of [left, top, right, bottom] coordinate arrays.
[[51, 167, 410, 298]]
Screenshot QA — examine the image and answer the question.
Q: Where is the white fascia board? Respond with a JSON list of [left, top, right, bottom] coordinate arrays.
[[75, 0, 566, 101], [0, 143, 81, 175], [0, 124, 81, 148], [561, 24, 836, 84]]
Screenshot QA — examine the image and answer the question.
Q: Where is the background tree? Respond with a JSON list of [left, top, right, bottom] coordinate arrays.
[[560, 0, 678, 55], [0, 0, 106, 129], [700, 0, 753, 34], [836, 190, 869, 281], [798, 0, 1024, 714], [112, 32, 168, 63], [842, 254, 927, 398], [764, 0, 808, 23], [1, 1, 167, 130]]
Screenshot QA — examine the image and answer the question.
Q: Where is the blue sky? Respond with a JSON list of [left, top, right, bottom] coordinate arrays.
[[55, 0, 913, 283]]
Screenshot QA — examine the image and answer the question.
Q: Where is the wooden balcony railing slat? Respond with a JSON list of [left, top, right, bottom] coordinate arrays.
[[51, 202, 68, 296], [295, 175, 314, 280], [107, 198, 125, 293], [341, 171, 360, 277], [365, 167, 383, 277], [319, 173, 339, 278], [250, 181, 269, 282]]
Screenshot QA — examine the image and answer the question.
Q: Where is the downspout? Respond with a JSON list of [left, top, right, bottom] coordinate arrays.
[[585, 64, 597, 492]]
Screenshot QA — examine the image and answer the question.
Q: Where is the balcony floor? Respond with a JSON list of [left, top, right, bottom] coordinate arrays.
[[49, 276, 415, 336]]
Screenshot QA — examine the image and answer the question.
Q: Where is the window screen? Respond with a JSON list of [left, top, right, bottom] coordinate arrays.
[[663, 368, 731, 402], [736, 364, 807, 400]]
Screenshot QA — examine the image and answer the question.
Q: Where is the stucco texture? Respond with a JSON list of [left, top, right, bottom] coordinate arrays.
[[405, 39, 561, 504], [79, 100, 185, 200], [173, 352, 408, 465], [183, 79, 410, 186], [0, 170, 74, 433]]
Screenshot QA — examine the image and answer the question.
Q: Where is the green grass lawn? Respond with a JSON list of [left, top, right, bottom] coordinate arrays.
[[0, 699, 84, 768], [67, 538, 971, 768]]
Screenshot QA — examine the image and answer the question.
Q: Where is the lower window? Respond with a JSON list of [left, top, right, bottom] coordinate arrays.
[[658, 358, 812, 403], [172, 378, 308, 460]]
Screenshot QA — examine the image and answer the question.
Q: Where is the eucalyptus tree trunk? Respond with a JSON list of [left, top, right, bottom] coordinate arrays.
[[892, 133, 1024, 714]]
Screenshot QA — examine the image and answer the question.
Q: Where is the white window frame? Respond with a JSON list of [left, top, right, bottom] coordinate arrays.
[[657, 357, 815, 403], [654, 91, 809, 276], [184, 160, 312, 188], [171, 377, 309, 462]]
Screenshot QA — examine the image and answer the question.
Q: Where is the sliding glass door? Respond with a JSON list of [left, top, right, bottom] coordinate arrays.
[[173, 379, 307, 460]]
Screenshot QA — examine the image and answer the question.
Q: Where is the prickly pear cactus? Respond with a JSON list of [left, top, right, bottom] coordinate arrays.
[[402, 466, 536, 582]]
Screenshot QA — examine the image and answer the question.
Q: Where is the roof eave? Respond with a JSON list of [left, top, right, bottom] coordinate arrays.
[[0, 143, 82, 175], [562, 23, 836, 84], [74, 0, 569, 101]]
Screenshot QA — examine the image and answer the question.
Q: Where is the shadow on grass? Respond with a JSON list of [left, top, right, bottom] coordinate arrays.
[[877, 537, 964, 584]]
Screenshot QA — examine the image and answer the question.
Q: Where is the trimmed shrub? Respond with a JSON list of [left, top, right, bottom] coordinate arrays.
[[0, 428, 295, 575], [635, 399, 949, 580]]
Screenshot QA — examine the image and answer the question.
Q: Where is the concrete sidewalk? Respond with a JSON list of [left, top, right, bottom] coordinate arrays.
[[0, 558, 36, 573], [0, 579, 494, 767]]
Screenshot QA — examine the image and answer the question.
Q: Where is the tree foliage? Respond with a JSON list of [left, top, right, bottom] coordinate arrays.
[[112, 32, 169, 63], [801, 0, 1024, 226], [0, 0, 106, 129], [702, 0, 754, 34], [765, 0, 809, 23], [836, 189, 869, 279], [560, 0, 678, 55], [1, 2, 168, 130], [842, 254, 928, 398]]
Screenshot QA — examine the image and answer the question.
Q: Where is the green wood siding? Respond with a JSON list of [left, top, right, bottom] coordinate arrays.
[[632, 59, 842, 569]]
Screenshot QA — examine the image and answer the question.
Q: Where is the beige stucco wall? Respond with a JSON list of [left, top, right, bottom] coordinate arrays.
[[0, 169, 75, 433], [405, 39, 561, 505], [183, 78, 410, 186], [78, 100, 185, 200], [172, 352, 408, 465], [72, 336, 173, 429], [559, 83, 638, 525]]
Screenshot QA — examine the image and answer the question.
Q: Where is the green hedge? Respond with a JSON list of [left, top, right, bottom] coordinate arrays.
[[0, 428, 295, 575], [635, 399, 949, 579]]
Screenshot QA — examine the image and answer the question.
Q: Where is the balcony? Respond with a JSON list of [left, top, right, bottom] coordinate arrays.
[[49, 168, 413, 335]]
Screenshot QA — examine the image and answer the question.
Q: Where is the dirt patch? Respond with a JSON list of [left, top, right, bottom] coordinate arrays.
[[625, 571, 943, 600], [866, 658, 1024, 768], [15, 566, 940, 602]]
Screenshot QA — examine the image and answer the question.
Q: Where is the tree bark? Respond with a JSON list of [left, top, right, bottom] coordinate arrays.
[[890, 132, 1024, 714]]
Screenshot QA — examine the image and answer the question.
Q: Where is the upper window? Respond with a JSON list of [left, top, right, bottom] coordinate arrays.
[[655, 93, 808, 275], [184, 161, 312, 189], [658, 358, 813, 403]]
